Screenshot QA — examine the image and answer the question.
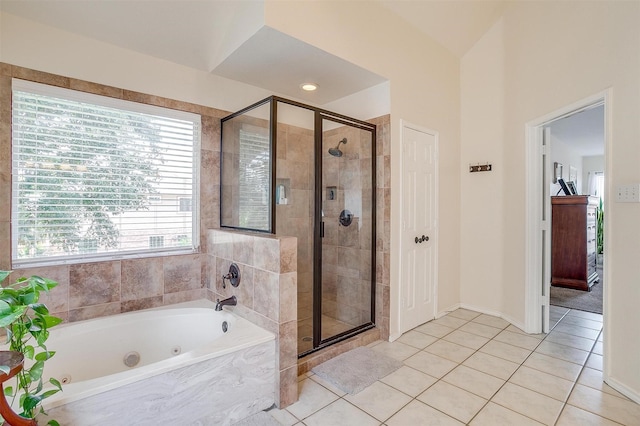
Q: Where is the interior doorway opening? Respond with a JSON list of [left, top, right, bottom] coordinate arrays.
[[525, 91, 609, 335]]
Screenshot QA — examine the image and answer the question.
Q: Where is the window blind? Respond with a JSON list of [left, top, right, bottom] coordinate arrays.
[[11, 79, 200, 266], [238, 128, 270, 230]]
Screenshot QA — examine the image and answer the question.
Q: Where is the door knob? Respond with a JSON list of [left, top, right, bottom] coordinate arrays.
[[422, 235, 429, 242], [415, 237, 420, 244]]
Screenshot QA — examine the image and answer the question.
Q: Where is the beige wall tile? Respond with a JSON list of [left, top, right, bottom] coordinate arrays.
[[121, 257, 164, 301], [69, 261, 121, 308]]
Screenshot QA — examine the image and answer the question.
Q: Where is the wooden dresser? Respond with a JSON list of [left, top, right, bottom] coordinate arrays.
[[551, 195, 599, 291]]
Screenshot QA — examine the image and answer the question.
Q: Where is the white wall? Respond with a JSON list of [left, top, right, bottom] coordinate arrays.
[[263, 0, 462, 338], [0, 12, 276, 114], [550, 133, 584, 194], [462, 1, 640, 401], [582, 155, 605, 196], [460, 19, 505, 316]]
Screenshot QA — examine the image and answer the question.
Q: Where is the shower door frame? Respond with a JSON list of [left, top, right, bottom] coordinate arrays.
[[308, 110, 377, 356], [220, 95, 377, 357]]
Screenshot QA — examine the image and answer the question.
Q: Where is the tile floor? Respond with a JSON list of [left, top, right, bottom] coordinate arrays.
[[266, 306, 640, 425]]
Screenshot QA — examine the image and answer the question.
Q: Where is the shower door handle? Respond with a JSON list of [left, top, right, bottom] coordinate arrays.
[[320, 221, 325, 238]]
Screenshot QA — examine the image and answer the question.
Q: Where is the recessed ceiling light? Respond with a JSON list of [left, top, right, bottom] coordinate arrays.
[[300, 83, 318, 91]]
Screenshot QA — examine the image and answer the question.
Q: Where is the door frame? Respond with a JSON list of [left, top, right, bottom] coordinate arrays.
[[524, 89, 611, 334], [397, 119, 439, 335]]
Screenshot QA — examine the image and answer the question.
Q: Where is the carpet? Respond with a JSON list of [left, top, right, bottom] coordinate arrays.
[[311, 346, 402, 395], [550, 267, 603, 314]]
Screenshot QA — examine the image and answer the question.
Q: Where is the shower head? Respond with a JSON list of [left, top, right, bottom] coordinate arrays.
[[328, 138, 347, 157]]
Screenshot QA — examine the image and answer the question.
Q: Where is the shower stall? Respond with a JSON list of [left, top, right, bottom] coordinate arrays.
[[220, 96, 376, 356]]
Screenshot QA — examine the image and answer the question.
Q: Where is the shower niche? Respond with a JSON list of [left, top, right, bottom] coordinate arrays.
[[221, 96, 376, 357]]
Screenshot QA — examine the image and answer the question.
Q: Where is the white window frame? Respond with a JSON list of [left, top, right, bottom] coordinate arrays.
[[11, 79, 201, 267]]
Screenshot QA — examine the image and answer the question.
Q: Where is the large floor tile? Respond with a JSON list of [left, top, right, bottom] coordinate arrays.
[[424, 339, 475, 363], [491, 382, 564, 425], [556, 404, 620, 426], [566, 309, 603, 322], [417, 380, 487, 424], [447, 308, 481, 321], [470, 401, 543, 426], [544, 330, 596, 352], [397, 329, 439, 349], [494, 329, 543, 350], [380, 365, 437, 397], [286, 378, 340, 420], [479, 339, 532, 364], [577, 367, 630, 399], [509, 365, 574, 402], [413, 321, 455, 338], [463, 351, 520, 380], [523, 352, 583, 382], [568, 384, 640, 425], [459, 321, 502, 339], [370, 340, 420, 361], [432, 315, 469, 329], [267, 407, 299, 426], [586, 353, 603, 371], [471, 313, 510, 329], [344, 381, 412, 422], [559, 315, 603, 330], [443, 329, 490, 350], [553, 323, 601, 340], [302, 399, 380, 426], [386, 399, 464, 426], [442, 364, 505, 399], [505, 324, 545, 339], [404, 350, 458, 378], [534, 340, 590, 365]]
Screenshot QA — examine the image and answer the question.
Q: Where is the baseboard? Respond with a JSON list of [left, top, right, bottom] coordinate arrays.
[[604, 375, 640, 405], [457, 303, 527, 333]]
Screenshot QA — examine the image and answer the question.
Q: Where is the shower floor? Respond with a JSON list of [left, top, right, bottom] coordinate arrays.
[[298, 315, 355, 354]]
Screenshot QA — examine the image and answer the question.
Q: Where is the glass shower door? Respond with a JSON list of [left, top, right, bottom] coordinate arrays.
[[317, 116, 375, 345]]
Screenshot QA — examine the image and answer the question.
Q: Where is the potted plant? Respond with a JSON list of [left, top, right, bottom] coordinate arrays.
[[0, 271, 62, 426]]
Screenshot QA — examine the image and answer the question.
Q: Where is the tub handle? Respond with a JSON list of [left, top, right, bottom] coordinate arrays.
[[222, 263, 241, 288]]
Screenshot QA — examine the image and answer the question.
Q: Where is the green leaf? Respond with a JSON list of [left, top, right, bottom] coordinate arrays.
[[44, 315, 63, 328], [35, 350, 56, 361], [3, 386, 13, 397], [36, 329, 50, 346], [29, 303, 49, 315], [0, 271, 10, 283], [49, 377, 62, 391], [40, 389, 60, 400], [48, 420, 60, 426], [0, 300, 12, 316], [23, 345, 35, 360], [28, 360, 45, 381], [23, 394, 41, 412], [0, 306, 27, 328]]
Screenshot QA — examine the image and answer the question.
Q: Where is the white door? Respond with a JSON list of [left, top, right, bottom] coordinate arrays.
[[400, 122, 438, 333], [542, 126, 552, 333]]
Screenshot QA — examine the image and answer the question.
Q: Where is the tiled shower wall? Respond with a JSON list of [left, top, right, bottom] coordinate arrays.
[[0, 64, 224, 321]]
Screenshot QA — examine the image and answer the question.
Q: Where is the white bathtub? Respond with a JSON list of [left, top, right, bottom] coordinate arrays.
[[35, 300, 276, 425]]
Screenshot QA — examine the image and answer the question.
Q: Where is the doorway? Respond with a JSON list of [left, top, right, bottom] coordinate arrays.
[[525, 91, 609, 334], [399, 121, 438, 333]]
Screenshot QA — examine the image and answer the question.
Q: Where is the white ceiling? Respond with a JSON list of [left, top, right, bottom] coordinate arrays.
[[1, 1, 605, 154], [0, 0, 508, 104], [549, 105, 605, 157]]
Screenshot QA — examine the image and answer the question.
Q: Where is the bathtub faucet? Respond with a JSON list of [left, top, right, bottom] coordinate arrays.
[[215, 295, 237, 311]]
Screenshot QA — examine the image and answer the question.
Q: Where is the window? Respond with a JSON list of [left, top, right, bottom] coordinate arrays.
[[238, 128, 270, 230], [149, 236, 165, 249], [11, 79, 200, 266], [178, 197, 193, 212]]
